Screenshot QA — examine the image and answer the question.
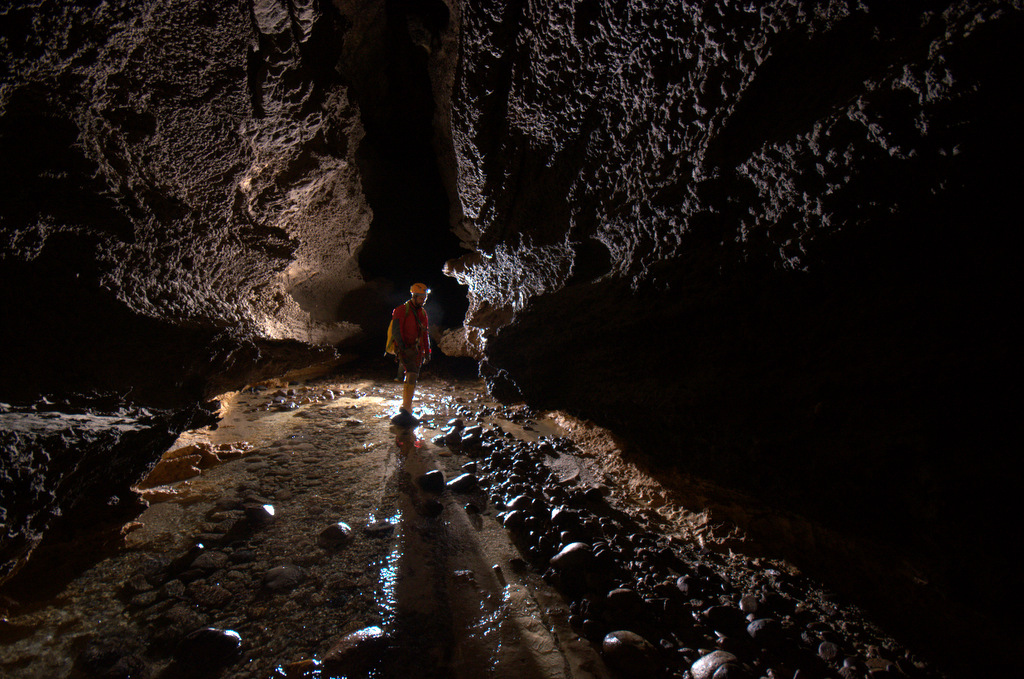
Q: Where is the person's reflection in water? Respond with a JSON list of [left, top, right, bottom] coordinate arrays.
[[394, 427, 419, 456]]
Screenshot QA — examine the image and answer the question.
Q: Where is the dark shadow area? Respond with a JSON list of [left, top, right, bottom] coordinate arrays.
[[0, 231, 209, 409], [489, 226, 1019, 677], [0, 86, 133, 242]]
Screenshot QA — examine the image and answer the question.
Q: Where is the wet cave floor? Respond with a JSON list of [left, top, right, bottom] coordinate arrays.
[[0, 368, 942, 679]]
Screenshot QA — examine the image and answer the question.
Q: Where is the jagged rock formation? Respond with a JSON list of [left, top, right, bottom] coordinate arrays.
[[0, 402, 213, 583], [1, 0, 1022, 675]]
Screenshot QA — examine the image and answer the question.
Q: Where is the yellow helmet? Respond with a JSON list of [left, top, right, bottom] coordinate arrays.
[[410, 283, 429, 295]]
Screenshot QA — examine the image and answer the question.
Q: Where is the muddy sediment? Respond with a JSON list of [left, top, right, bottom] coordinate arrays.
[[0, 370, 944, 678]]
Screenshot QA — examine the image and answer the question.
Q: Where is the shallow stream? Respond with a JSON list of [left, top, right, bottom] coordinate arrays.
[[0, 369, 940, 679]]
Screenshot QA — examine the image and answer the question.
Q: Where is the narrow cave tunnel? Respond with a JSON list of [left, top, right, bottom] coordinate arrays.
[[343, 0, 470, 342], [2, 2, 1022, 679]]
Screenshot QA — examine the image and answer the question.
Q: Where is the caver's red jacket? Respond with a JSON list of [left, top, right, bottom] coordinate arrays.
[[391, 301, 430, 359]]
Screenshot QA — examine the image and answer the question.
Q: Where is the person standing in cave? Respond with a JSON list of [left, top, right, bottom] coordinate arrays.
[[388, 283, 432, 426]]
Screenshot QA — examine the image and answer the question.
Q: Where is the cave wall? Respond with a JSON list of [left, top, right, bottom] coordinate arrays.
[[448, 0, 1024, 542], [449, 1, 1024, 305], [0, 0, 371, 409], [443, 0, 1023, 668]]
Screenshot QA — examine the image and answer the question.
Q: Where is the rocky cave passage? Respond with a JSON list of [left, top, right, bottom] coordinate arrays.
[[2, 1, 1022, 678]]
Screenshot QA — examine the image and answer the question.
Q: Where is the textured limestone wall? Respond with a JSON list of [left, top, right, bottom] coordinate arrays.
[[0, 403, 213, 582], [449, 0, 1024, 310], [1, 0, 368, 354]]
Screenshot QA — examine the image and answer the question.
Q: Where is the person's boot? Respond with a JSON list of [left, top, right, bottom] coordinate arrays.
[[390, 409, 418, 426], [390, 380, 419, 427]]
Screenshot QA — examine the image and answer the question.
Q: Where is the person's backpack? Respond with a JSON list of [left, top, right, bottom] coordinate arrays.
[[385, 308, 400, 355], [385, 301, 426, 356]]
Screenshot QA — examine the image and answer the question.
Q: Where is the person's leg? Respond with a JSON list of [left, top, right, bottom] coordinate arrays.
[[402, 373, 416, 412], [401, 352, 423, 414]]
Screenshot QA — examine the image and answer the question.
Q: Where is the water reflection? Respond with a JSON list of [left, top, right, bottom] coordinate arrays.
[[393, 428, 422, 454], [368, 511, 402, 626], [270, 658, 322, 678]]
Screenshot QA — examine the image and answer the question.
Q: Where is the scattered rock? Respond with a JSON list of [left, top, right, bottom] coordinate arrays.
[[186, 582, 233, 608], [417, 469, 445, 493], [819, 640, 841, 662], [323, 626, 388, 675], [602, 630, 658, 674], [550, 542, 593, 571], [160, 580, 187, 600], [506, 494, 535, 511], [317, 522, 354, 549], [739, 594, 760, 614], [243, 503, 276, 526], [461, 425, 483, 446], [190, 550, 230, 571], [747, 618, 784, 648], [264, 565, 305, 592], [691, 650, 739, 679], [446, 473, 477, 493], [501, 510, 526, 532], [175, 628, 242, 669], [677, 574, 701, 596], [866, 656, 897, 674], [124, 573, 154, 595]]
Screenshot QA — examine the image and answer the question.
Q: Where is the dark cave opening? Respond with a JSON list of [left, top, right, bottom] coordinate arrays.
[[346, 0, 469, 343]]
